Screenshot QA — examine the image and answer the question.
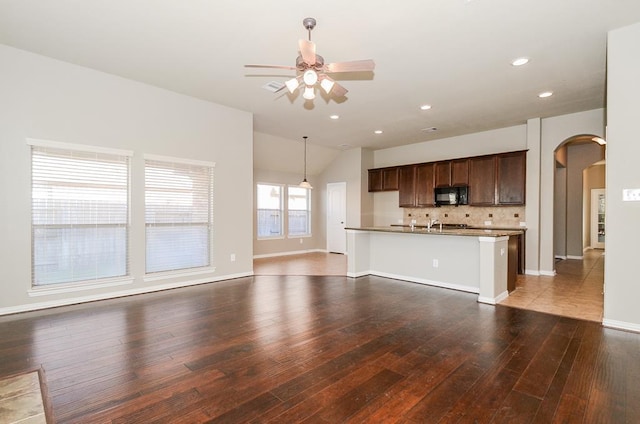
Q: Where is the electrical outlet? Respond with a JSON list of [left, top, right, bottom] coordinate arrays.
[[230, 253, 236, 262], [484, 221, 492, 226], [300, 238, 303, 244], [433, 259, 439, 268]]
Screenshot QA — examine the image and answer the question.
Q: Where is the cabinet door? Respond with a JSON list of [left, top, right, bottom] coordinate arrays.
[[451, 159, 469, 186], [469, 156, 496, 205], [382, 167, 399, 191], [497, 151, 526, 204], [434, 161, 451, 187], [415, 163, 435, 206], [398, 165, 416, 207], [368, 169, 383, 192]]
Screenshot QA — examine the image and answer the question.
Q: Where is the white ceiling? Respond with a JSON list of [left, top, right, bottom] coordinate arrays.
[[2, 0, 640, 151]]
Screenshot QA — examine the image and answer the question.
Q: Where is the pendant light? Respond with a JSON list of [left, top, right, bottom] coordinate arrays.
[[299, 136, 312, 189]]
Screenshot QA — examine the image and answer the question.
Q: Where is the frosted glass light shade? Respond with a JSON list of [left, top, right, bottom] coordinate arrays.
[[285, 77, 300, 93], [320, 78, 335, 94], [303, 86, 315, 100], [303, 69, 318, 86]]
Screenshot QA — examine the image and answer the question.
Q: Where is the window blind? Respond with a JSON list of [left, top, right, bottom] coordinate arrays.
[[31, 145, 130, 286], [145, 159, 213, 273]]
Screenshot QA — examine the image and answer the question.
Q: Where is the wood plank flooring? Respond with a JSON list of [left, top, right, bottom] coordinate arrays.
[[0, 273, 638, 423]]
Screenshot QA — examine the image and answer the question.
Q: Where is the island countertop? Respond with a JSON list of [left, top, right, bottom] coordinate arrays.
[[345, 226, 524, 238]]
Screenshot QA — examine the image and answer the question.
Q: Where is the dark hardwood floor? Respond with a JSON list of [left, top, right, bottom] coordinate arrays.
[[1, 275, 639, 423]]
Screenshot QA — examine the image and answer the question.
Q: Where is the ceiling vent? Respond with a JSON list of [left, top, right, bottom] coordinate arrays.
[[262, 81, 285, 92]]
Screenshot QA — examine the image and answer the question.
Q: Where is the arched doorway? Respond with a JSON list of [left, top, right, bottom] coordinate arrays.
[[553, 134, 606, 259]]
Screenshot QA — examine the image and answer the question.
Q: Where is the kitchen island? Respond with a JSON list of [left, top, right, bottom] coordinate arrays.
[[345, 226, 524, 304]]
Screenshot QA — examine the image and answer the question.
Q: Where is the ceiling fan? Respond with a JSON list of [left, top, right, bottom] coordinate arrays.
[[245, 17, 375, 100]]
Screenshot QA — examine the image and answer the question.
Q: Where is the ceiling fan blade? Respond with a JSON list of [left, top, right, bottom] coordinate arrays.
[[325, 59, 375, 73], [331, 82, 348, 98], [244, 64, 297, 70], [298, 39, 316, 65]]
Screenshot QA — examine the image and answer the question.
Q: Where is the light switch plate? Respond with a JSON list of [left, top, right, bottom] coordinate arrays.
[[623, 188, 640, 201]]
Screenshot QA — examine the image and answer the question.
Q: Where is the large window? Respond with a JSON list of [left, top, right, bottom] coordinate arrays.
[[30, 142, 130, 286], [288, 186, 311, 236], [145, 157, 214, 274], [256, 183, 283, 238]]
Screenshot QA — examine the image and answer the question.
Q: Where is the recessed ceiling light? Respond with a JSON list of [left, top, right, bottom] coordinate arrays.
[[330, 114, 339, 120], [421, 127, 438, 132], [538, 91, 553, 98], [420, 104, 432, 110], [374, 130, 383, 134], [511, 57, 529, 66], [338, 143, 351, 149]]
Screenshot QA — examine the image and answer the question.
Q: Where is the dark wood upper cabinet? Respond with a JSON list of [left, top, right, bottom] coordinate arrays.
[[415, 163, 435, 206], [469, 155, 497, 205], [451, 159, 469, 186], [382, 167, 399, 191], [368, 169, 383, 192], [497, 151, 526, 205], [398, 165, 417, 207], [434, 161, 451, 187], [368, 167, 399, 192]]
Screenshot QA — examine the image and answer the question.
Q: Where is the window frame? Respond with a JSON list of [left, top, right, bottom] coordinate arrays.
[[144, 154, 215, 276], [287, 185, 312, 237], [256, 183, 285, 240], [27, 138, 133, 292]]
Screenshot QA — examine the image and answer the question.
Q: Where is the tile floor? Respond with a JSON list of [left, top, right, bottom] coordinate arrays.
[[254, 249, 605, 323], [500, 249, 604, 322], [0, 371, 48, 424]]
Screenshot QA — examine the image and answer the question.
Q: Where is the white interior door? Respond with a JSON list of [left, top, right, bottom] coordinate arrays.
[[327, 182, 347, 254], [590, 188, 605, 249]]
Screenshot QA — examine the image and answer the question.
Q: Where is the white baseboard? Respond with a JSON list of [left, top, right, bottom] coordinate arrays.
[[0, 271, 253, 317], [603, 318, 640, 333], [478, 290, 509, 305], [539, 270, 557, 276], [360, 270, 479, 294], [555, 255, 567, 260], [566, 255, 584, 260], [524, 269, 541, 276], [253, 249, 326, 259]]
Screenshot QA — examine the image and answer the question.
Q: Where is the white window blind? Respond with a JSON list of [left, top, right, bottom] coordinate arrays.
[[145, 158, 213, 274], [256, 183, 283, 238], [288, 186, 311, 236], [31, 145, 130, 286]]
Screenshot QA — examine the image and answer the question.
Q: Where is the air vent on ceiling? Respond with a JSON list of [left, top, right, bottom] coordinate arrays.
[[262, 81, 285, 93]]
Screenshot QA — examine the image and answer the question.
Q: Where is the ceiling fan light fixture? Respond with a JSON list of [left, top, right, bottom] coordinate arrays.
[[303, 69, 318, 86], [285, 77, 300, 93], [320, 77, 335, 94], [303, 86, 315, 100]]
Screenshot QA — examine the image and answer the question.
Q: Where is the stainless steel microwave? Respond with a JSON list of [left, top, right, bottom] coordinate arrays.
[[435, 186, 468, 206]]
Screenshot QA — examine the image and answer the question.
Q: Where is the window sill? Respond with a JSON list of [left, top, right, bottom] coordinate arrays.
[[28, 277, 134, 297], [144, 266, 217, 283]]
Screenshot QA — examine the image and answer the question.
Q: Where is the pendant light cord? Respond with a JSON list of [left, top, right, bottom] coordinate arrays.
[[303, 136, 308, 180]]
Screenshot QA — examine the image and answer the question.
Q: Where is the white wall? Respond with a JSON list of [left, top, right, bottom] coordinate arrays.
[[0, 45, 254, 313], [604, 22, 640, 331]]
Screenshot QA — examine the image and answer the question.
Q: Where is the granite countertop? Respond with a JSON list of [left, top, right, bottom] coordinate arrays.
[[346, 226, 524, 237]]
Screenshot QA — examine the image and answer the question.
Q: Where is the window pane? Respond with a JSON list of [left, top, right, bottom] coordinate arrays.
[[145, 159, 213, 273], [31, 146, 129, 286], [288, 186, 311, 236], [257, 184, 283, 238]]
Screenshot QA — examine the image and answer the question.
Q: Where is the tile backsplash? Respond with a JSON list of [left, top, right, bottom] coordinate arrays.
[[403, 205, 525, 228]]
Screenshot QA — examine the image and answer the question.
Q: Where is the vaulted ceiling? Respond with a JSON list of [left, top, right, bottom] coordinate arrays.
[[2, 0, 640, 150]]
